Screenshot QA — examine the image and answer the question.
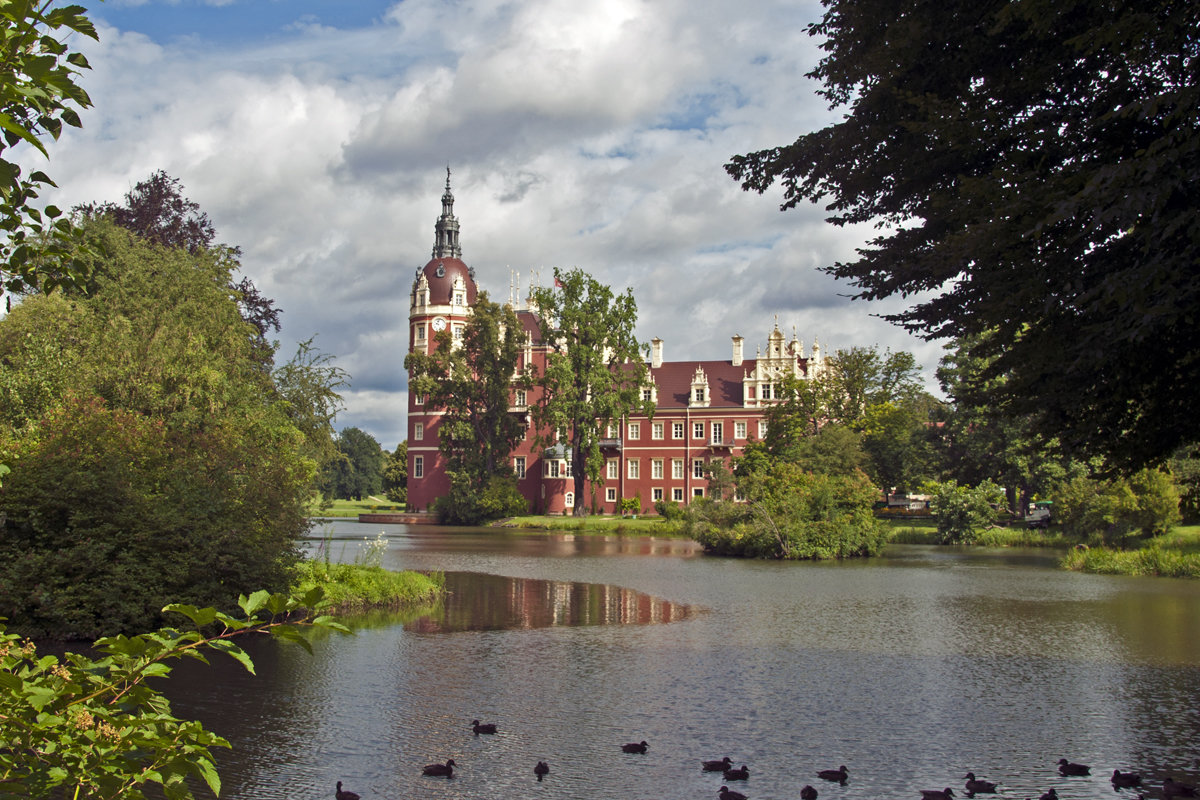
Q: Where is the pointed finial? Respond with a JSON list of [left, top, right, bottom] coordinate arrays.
[[446, 164, 451, 188]]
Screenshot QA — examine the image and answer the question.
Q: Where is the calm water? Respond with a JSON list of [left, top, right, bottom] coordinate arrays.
[[166, 521, 1200, 800]]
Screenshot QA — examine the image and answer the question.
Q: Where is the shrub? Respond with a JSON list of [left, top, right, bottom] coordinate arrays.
[[928, 479, 1004, 544], [654, 498, 686, 521], [1053, 468, 1181, 546], [686, 464, 885, 559], [432, 471, 528, 525]]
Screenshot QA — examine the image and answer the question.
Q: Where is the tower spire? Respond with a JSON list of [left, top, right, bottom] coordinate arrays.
[[432, 166, 462, 259]]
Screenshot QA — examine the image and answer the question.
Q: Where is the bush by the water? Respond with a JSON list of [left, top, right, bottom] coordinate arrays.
[[928, 479, 1004, 544], [432, 471, 528, 525], [684, 463, 885, 559], [1063, 542, 1200, 578], [1051, 468, 1181, 546]]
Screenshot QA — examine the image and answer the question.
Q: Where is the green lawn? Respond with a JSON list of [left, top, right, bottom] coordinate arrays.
[[308, 497, 405, 518], [495, 514, 685, 535]]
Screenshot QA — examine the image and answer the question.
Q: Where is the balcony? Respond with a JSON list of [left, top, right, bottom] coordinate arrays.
[[598, 438, 623, 450], [708, 439, 736, 450]]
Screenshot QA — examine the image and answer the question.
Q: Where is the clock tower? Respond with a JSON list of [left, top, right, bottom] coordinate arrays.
[[406, 168, 478, 510]]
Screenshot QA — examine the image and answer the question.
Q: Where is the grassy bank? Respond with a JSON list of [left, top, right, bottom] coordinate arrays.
[[1062, 525, 1200, 578], [495, 514, 685, 535], [882, 518, 1072, 548], [308, 497, 404, 518], [291, 561, 444, 614]]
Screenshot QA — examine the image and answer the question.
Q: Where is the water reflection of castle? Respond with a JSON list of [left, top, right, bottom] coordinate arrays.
[[406, 573, 696, 633]]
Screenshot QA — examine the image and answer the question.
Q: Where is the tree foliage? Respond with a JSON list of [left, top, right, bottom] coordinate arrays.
[[383, 441, 408, 505], [1051, 468, 1181, 546], [927, 479, 1005, 545], [0, 1, 97, 302], [0, 587, 349, 800], [404, 291, 528, 494], [727, 0, 1200, 471], [688, 459, 885, 559], [529, 268, 652, 517], [325, 427, 385, 501], [0, 220, 328, 638], [77, 171, 282, 357]]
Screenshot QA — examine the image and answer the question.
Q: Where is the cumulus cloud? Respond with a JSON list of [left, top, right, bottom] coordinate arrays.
[[33, 0, 942, 449]]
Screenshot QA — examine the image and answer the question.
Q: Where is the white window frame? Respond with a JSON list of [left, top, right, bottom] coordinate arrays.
[[693, 459, 705, 479], [413, 455, 424, 479], [711, 422, 723, 445], [735, 421, 746, 440], [673, 422, 684, 439], [693, 487, 705, 497], [514, 456, 526, 479], [628, 459, 640, 479], [652, 487, 663, 501], [629, 422, 640, 440], [758, 419, 768, 439], [606, 487, 617, 502], [515, 389, 527, 407], [651, 458, 664, 479], [672, 459, 684, 480], [693, 422, 704, 439], [607, 459, 619, 480], [672, 487, 684, 502], [652, 421, 664, 440], [414, 422, 424, 441]]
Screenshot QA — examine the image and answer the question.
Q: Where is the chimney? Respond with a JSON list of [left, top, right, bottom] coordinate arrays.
[[731, 335, 744, 367], [651, 337, 663, 369]]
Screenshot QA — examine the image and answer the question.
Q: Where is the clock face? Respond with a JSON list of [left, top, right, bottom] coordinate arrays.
[[431, 317, 447, 332]]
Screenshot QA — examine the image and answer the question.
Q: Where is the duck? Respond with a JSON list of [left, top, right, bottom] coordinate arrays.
[[335, 781, 360, 800], [1165, 778, 1198, 798], [622, 740, 649, 754], [802, 785, 818, 800], [723, 765, 749, 781], [534, 761, 549, 781], [422, 759, 456, 777], [719, 786, 748, 800], [1040, 789, 1059, 800], [1058, 759, 1090, 776], [818, 766, 849, 784], [471, 720, 497, 735], [965, 773, 998, 794], [703, 757, 734, 772], [921, 789, 956, 800], [1111, 770, 1142, 788]]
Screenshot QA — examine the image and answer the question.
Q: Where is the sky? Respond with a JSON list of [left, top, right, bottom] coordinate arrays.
[[27, 0, 947, 450]]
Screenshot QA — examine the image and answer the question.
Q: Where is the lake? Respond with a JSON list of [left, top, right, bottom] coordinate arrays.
[[167, 520, 1200, 800]]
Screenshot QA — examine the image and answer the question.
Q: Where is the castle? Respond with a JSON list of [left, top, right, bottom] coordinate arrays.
[[406, 172, 827, 514]]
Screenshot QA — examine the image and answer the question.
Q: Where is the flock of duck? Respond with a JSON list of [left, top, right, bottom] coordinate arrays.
[[333, 731, 1199, 800]]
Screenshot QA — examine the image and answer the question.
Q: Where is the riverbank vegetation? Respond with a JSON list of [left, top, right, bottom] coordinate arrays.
[[293, 532, 444, 612], [0, 588, 350, 800], [497, 514, 682, 534], [0, 177, 346, 640]]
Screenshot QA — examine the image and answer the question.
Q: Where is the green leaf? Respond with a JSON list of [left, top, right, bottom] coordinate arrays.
[[238, 590, 270, 617]]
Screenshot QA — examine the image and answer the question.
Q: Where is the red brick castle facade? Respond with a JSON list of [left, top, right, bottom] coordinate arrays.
[[406, 173, 828, 515]]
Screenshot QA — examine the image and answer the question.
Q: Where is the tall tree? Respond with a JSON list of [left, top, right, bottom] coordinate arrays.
[[77, 171, 282, 356], [383, 441, 408, 505], [726, 0, 1200, 472], [404, 291, 528, 489], [328, 427, 385, 501], [0, 219, 322, 638], [529, 267, 652, 517], [0, 1, 97, 303]]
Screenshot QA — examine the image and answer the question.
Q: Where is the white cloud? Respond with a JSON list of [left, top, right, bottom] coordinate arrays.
[[34, 0, 943, 450]]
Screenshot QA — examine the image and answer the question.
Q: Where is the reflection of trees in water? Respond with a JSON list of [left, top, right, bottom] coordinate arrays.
[[404, 572, 697, 633]]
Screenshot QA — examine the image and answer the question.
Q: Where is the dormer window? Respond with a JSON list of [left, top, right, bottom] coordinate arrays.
[[689, 366, 711, 408]]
